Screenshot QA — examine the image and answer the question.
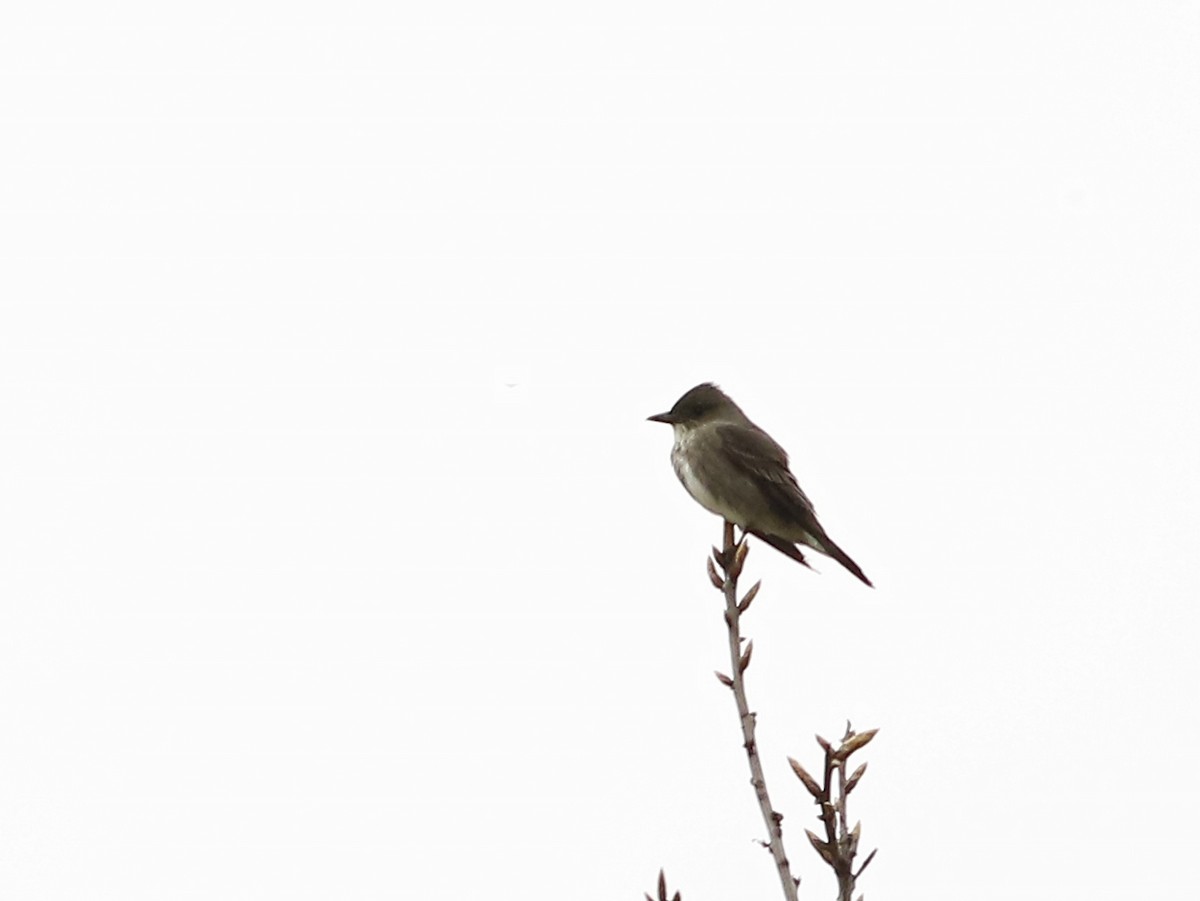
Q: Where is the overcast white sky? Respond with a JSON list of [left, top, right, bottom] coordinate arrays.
[[2, 2, 1198, 899]]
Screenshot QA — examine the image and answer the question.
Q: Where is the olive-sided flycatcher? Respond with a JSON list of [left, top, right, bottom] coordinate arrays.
[[649, 383, 872, 587]]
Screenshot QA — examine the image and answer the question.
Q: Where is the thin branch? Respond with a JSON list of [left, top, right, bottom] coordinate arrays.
[[713, 520, 800, 901], [798, 724, 879, 901]]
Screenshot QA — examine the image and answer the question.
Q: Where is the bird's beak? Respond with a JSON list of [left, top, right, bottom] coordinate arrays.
[[647, 411, 677, 424]]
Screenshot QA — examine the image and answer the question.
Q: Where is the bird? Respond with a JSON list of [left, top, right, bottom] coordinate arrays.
[[648, 383, 872, 587]]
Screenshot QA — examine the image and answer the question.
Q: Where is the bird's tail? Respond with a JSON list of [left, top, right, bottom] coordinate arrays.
[[752, 528, 874, 588], [822, 538, 873, 588]]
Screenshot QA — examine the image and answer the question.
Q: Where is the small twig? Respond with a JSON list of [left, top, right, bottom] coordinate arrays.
[[712, 520, 800, 901], [644, 868, 682, 901], [795, 724, 879, 901]]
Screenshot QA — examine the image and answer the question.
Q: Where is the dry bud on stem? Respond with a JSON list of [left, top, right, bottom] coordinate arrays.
[[644, 869, 682, 901], [792, 723, 880, 901]]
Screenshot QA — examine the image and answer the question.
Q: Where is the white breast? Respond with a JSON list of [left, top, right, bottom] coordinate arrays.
[[671, 426, 740, 522]]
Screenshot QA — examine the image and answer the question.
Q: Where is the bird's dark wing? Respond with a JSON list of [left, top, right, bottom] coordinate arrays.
[[746, 529, 815, 570], [713, 422, 825, 537], [714, 423, 873, 588]]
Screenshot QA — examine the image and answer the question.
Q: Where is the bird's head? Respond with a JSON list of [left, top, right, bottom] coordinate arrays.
[[647, 383, 747, 428]]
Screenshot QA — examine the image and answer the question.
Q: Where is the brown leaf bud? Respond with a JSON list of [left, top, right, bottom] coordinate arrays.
[[837, 728, 879, 760], [706, 556, 724, 589], [845, 762, 868, 794], [787, 757, 823, 799], [805, 829, 836, 865], [733, 538, 749, 571], [738, 579, 761, 613], [738, 640, 754, 672]]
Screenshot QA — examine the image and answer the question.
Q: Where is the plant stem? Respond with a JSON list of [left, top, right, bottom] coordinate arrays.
[[719, 521, 799, 901]]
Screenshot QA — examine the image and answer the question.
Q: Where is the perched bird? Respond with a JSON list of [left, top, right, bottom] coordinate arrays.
[[648, 383, 872, 587]]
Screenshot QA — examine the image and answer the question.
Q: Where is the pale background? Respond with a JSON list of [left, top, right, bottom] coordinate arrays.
[[2, 2, 1198, 899]]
